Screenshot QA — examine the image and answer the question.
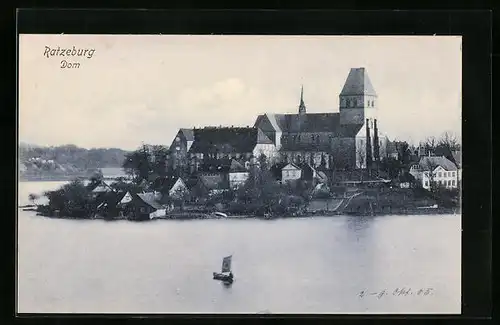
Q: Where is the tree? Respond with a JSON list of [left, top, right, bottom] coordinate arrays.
[[122, 144, 169, 184], [365, 120, 373, 171], [122, 147, 151, 183], [435, 131, 460, 164], [237, 155, 282, 213], [258, 153, 269, 171], [89, 170, 104, 185], [356, 142, 366, 169], [439, 131, 460, 150], [379, 157, 402, 179], [150, 145, 169, 177], [109, 179, 144, 193], [373, 120, 380, 164], [44, 179, 93, 218], [423, 136, 437, 155], [394, 141, 410, 166], [28, 193, 39, 205], [422, 158, 439, 193], [319, 153, 327, 169]]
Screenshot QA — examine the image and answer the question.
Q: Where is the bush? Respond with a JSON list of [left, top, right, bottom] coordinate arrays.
[[43, 179, 93, 218]]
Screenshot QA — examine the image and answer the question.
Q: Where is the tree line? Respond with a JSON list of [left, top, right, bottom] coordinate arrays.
[[19, 144, 130, 172]]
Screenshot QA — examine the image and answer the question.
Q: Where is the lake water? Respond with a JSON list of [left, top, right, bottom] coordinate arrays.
[[99, 167, 127, 179], [17, 181, 461, 314]]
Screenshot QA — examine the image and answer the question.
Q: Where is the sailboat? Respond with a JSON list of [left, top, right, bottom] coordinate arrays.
[[213, 255, 234, 284]]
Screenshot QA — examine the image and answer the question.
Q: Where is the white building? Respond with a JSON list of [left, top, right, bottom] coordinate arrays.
[[409, 156, 459, 190], [228, 159, 249, 189], [281, 163, 302, 182]]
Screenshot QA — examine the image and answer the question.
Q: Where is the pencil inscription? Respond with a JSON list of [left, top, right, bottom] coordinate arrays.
[[358, 287, 434, 298]]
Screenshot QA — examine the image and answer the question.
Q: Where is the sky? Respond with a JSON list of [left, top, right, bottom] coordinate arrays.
[[19, 35, 462, 151]]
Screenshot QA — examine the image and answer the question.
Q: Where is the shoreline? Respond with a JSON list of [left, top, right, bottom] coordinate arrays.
[[21, 206, 460, 221]]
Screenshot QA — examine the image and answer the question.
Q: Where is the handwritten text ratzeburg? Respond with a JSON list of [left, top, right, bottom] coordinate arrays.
[[43, 46, 96, 69]]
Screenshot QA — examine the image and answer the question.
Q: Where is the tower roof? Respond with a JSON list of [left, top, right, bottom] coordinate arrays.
[[340, 67, 377, 96], [298, 85, 306, 114]]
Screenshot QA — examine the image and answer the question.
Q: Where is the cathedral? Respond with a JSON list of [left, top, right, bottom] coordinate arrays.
[[169, 67, 389, 172], [254, 67, 388, 170]]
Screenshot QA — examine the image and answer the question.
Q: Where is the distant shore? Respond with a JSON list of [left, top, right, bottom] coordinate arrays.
[[19, 175, 125, 182]]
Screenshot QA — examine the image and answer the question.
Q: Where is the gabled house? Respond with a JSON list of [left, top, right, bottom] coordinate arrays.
[[193, 174, 230, 198], [95, 191, 127, 219], [118, 191, 135, 205], [87, 180, 114, 198], [409, 155, 459, 190], [196, 158, 250, 190], [188, 127, 277, 169], [330, 169, 391, 188], [169, 128, 195, 171], [386, 141, 399, 159], [228, 159, 249, 189], [281, 163, 302, 183], [119, 191, 166, 220], [151, 176, 189, 200], [270, 162, 289, 182]]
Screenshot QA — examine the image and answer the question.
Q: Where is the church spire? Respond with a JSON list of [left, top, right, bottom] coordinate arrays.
[[298, 85, 306, 115]]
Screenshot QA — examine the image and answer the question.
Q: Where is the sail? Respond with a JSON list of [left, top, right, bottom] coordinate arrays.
[[221, 255, 232, 273]]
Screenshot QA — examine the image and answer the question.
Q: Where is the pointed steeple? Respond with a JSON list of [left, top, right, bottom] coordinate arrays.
[[298, 85, 306, 115]]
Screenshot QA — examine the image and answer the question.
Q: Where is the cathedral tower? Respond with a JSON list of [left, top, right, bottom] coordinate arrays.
[[339, 67, 378, 126]]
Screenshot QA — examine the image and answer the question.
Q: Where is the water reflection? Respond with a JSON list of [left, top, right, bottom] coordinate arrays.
[[222, 282, 233, 289], [345, 216, 374, 241]]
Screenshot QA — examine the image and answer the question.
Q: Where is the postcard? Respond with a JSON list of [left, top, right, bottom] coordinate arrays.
[[18, 34, 462, 314]]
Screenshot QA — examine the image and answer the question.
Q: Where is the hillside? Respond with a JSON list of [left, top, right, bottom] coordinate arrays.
[[19, 143, 130, 179]]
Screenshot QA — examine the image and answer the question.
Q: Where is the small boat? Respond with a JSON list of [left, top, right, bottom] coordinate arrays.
[[213, 255, 234, 284], [212, 211, 228, 218], [417, 204, 439, 209]]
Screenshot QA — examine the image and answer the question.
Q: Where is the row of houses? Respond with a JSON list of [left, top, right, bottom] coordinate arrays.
[[90, 152, 405, 220], [409, 154, 461, 190], [87, 179, 181, 220], [87, 151, 461, 220]]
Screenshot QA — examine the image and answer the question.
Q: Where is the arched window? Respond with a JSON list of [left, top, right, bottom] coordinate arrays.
[[371, 100, 375, 106]]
